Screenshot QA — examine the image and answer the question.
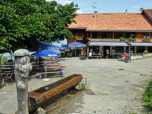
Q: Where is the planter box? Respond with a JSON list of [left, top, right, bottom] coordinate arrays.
[[142, 40, 150, 42]]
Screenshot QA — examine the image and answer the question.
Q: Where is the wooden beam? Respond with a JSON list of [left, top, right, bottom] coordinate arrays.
[[36, 71, 66, 74], [90, 32, 92, 38], [36, 67, 66, 69], [113, 32, 114, 38], [38, 64, 62, 66]]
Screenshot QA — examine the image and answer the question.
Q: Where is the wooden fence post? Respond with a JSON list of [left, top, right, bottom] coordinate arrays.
[[13, 49, 32, 114]]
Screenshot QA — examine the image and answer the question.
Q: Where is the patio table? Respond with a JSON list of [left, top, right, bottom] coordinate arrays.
[[67, 53, 72, 57], [0, 68, 14, 70], [0, 65, 14, 67]]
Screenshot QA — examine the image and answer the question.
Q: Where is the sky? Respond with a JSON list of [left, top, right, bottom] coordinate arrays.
[[46, 0, 152, 47]]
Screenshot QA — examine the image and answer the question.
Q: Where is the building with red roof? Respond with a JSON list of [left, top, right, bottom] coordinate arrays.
[[66, 8, 152, 58]]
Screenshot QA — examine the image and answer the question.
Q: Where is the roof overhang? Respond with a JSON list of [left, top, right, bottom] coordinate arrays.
[[66, 28, 86, 30], [143, 10, 152, 21], [130, 42, 152, 46], [86, 30, 152, 32], [88, 42, 129, 46]]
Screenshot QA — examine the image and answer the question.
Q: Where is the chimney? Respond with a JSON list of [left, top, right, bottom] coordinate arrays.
[[125, 9, 127, 15], [94, 11, 97, 18], [140, 7, 144, 12]]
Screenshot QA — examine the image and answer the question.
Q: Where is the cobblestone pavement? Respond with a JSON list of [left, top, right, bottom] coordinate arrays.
[[0, 57, 152, 114]]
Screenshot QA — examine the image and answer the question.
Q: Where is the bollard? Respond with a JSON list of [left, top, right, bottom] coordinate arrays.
[[14, 49, 32, 114]]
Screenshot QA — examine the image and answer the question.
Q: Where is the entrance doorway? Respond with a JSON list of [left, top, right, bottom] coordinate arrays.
[[104, 46, 110, 58]]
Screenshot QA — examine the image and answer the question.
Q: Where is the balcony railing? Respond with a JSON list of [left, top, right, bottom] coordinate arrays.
[[89, 38, 120, 42]]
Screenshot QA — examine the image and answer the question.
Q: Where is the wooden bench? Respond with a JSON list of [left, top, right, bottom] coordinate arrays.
[[80, 55, 86, 60], [0, 73, 14, 81], [89, 56, 102, 59]]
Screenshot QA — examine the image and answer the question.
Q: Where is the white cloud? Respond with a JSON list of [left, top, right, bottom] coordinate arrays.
[[46, 0, 83, 14], [76, 9, 83, 14], [46, 0, 72, 5], [132, 5, 141, 9]]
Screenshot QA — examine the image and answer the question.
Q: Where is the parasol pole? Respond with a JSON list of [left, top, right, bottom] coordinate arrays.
[[75, 46, 76, 57]]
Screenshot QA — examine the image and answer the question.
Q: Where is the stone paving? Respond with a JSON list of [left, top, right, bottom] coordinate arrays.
[[0, 57, 152, 114]]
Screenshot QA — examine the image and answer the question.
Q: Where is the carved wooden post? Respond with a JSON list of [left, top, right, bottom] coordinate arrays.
[[13, 49, 32, 114]]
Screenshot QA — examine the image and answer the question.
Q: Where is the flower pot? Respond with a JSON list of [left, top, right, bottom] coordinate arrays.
[[131, 53, 133, 56]]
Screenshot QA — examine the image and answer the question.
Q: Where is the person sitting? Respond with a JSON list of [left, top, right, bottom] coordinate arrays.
[[93, 51, 95, 55], [89, 52, 92, 57], [98, 51, 101, 55], [82, 52, 85, 55], [120, 52, 127, 62]]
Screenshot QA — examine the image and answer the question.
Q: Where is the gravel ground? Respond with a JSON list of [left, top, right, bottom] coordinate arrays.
[[54, 57, 152, 114], [0, 57, 152, 114]]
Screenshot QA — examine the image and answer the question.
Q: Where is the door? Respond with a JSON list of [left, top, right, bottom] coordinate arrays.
[[104, 46, 110, 57]]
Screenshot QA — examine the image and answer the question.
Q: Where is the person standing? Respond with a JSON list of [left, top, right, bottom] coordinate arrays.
[[106, 49, 109, 59]]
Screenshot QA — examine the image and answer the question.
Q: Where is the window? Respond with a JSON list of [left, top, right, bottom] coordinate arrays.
[[148, 47, 152, 52], [126, 47, 134, 53], [76, 33, 83, 40], [115, 46, 123, 53], [107, 33, 112, 38], [143, 34, 146, 38], [97, 33, 102, 38], [137, 47, 145, 53], [147, 33, 150, 38], [78, 33, 82, 38], [143, 33, 150, 38]]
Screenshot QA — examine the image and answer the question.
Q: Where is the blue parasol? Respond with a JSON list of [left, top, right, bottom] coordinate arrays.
[[34, 50, 60, 57], [67, 42, 87, 56], [60, 47, 67, 50]]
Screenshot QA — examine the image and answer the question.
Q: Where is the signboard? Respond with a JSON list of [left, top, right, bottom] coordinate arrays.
[[48, 47, 60, 51], [48, 54, 57, 57]]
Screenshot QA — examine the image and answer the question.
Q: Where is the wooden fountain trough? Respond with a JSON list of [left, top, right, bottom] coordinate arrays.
[[28, 73, 82, 112]]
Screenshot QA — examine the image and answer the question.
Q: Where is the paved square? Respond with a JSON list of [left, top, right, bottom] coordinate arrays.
[[0, 57, 152, 114]]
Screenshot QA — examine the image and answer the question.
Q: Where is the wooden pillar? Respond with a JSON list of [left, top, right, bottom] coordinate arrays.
[[87, 46, 89, 59], [13, 49, 32, 114], [90, 32, 92, 38], [129, 46, 130, 54], [135, 46, 137, 56], [124, 46, 126, 53], [113, 32, 114, 38]]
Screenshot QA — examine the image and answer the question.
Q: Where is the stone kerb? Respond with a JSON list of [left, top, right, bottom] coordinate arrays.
[[13, 49, 32, 114]]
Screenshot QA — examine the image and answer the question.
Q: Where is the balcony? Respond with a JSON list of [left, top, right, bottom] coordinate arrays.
[[89, 38, 120, 42]]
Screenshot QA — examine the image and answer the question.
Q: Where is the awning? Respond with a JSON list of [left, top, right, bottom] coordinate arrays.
[[130, 42, 152, 46], [88, 42, 128, 46]]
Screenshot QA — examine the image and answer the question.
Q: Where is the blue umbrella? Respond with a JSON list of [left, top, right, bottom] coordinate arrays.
[[67, 42, 87, 56], [60, 47, 67, 50], [34, 50, 60, 57], [67, 42, 86, 47], [29, 40, 60, 52]]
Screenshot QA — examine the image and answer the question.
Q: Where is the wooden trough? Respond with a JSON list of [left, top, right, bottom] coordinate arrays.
[[28, 74, 82, 112]]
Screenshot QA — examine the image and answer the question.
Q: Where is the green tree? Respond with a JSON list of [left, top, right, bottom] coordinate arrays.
[[0, 0, 79, 52]]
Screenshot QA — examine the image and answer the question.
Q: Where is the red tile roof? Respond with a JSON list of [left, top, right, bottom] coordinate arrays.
[[144, 9, 152, 20], [67, 13, 152, 31]]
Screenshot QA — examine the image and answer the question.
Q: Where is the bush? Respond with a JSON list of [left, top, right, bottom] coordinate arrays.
[[1, 57, 7, 65], [143, 81, 152, 108]]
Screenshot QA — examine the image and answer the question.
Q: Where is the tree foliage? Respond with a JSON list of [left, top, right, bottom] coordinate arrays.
[[0, 0, 79, 52]]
